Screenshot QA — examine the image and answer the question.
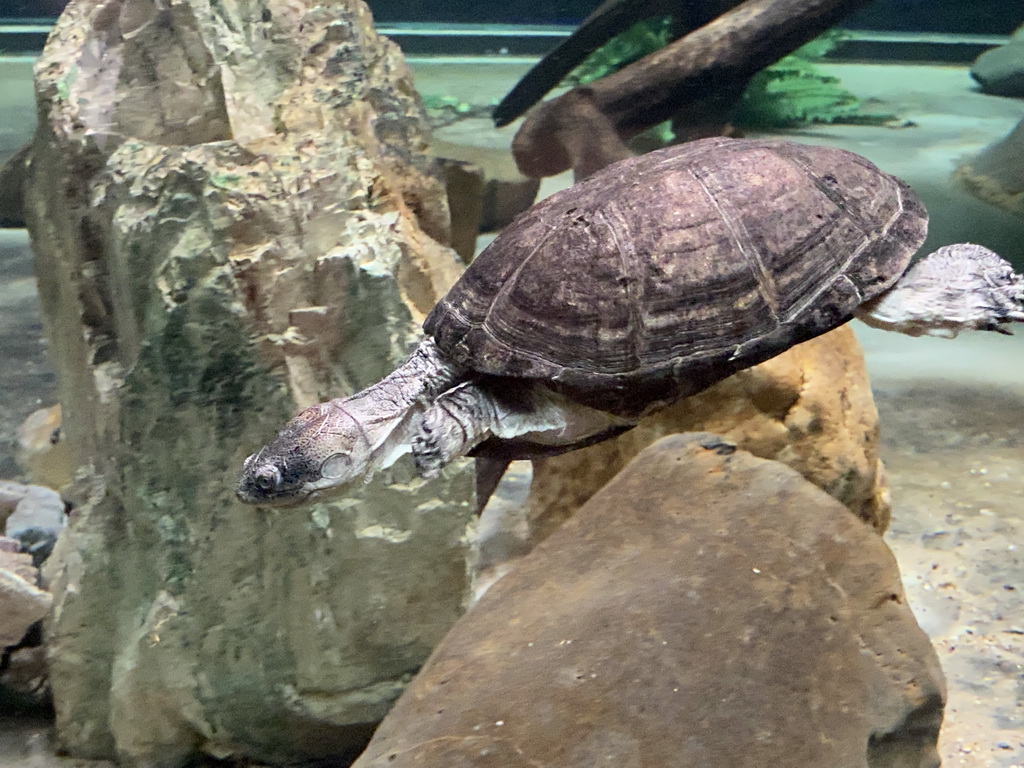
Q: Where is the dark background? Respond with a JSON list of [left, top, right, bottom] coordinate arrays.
[[0, 0, 1019, 34], [366, 0, 1019, 33]]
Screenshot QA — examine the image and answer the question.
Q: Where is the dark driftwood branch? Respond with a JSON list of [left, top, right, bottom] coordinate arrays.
[[512, 0, 873, 179], [493, 0, 737, 127]]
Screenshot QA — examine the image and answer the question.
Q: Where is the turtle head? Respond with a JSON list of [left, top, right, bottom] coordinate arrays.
[[236, 401, 374, 507]]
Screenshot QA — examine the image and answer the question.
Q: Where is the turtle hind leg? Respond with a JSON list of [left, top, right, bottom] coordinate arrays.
[[855, 243, 1024, 338]]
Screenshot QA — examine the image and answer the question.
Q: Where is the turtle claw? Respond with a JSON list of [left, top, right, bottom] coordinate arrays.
[[412, 423, 445, 479]]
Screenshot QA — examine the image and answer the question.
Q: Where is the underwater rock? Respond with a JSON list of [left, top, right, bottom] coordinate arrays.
[[527, 324, 889, 544], [0, 537, 51, 647], [24, 0, 474, 764], [1, 480, 66, 569], [0, 143, 29, 228], [432, 120, 541, 237], [350, 433, 945, 768], [3, 486, 66, 539], [15, 404, 73, 491], [970, 25, 1024, 98], [0, 637, 49, 704], [438, 159, 486, 261], [954, 116, 1024, 218]]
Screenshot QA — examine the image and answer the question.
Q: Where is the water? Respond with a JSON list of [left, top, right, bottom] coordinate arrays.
[[1, 2, 1024, 767]]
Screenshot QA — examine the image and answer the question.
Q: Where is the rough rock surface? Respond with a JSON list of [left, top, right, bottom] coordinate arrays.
[[954, 116, 1024, 219], [528, 325, 889, 545], [0, 537, 50, 647], [24, 1, 474, 765], [352, 433, 946, 768], [971, 25, 1024, 98]]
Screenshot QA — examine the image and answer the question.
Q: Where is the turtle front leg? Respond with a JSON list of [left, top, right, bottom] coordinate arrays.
[[413, 381, 500, 478], [412, 382, 633, 478], [855, 243, 1024, 337]]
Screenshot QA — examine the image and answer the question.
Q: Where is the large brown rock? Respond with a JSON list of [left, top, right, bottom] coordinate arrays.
[[353, 433, 945, 768], [528, 324, 889, 544], [25, 1, 475, 765]]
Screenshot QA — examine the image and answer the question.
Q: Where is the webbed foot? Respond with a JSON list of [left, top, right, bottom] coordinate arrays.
[[411, 415, 447, 479], [412, 382, 496, 479]]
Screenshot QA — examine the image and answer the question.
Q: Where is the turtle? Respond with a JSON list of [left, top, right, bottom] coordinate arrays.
[[237, 137, 1024, 509]]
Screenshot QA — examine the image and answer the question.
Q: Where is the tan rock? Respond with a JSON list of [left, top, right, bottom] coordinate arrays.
[[24, 0, 474, 764], [1, 537, 51, 647], [353, 434, 945, 768], [954, 117, 1024, 218], [0, 536, 38, 583], [15, 404, 73, 491], [528, 324, 889, 545]]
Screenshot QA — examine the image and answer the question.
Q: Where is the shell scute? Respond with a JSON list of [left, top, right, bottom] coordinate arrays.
[[425, 138, 927, 413]]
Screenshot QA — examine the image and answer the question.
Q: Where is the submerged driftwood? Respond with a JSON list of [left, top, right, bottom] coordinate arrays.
[[512, 0, 873, 180], [492, 0, 739, 127]]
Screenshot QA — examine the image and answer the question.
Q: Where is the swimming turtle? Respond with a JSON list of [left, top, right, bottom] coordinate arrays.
[[237, 137, 1024, 508]]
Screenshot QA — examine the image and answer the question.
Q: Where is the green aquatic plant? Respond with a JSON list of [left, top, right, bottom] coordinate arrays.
[[563, 16, 674, 86], [733, 31, 896, 129], [422, 93, 474, 114], [561, 25, 894, 132], [420, 93, 494, 128]]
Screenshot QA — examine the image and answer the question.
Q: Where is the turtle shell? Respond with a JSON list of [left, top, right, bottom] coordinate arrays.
[[425, 137, 927, 417]]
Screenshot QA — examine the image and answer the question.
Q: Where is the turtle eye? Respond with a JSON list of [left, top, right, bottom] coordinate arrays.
[[254, 467, 281, 493]]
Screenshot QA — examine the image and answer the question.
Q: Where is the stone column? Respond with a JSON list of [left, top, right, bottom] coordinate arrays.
[[25, 1, 475, 764]]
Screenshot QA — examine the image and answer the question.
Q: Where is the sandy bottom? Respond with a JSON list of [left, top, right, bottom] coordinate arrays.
[[860, 326, 1024, 768], [2, 60, 1024, 766]]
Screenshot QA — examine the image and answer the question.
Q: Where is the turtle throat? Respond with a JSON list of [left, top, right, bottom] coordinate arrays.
[[330, 337, 464, 478]]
